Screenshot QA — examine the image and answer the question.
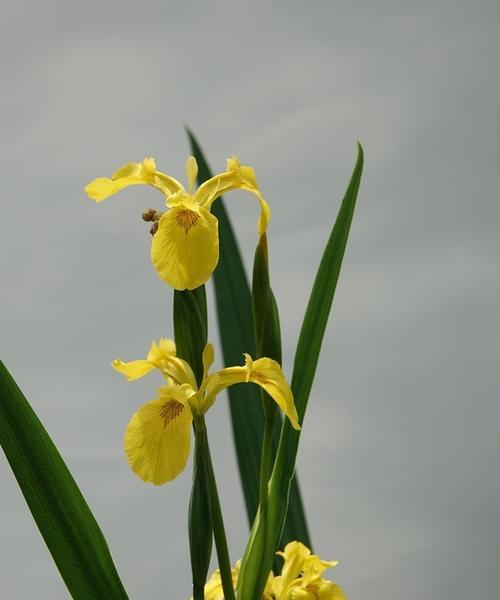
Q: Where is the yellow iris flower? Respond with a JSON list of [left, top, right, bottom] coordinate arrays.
[[113, 339, 299, 485], [199, 561, 274, 600], [271, 541, 346, 600], [196, 542, 345, 600], [84, 156, 270, 290]]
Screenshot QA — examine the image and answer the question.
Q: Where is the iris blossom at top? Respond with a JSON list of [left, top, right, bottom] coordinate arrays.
[[84, 156, 270, 290]]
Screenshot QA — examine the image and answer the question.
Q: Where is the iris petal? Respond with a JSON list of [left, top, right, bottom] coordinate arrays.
[[84, 158, 183, 202], [248, 357, 300, 430], [194, 157, 270, 236], [124, 385, 194, 485], [151, 205, 219, 290], [112, 359, 156, 381]]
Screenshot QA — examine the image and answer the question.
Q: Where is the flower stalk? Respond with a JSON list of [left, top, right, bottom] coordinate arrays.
[[198, 417, 236, 600], [189, 416, 212, 600], [174, 287, 235, 600]]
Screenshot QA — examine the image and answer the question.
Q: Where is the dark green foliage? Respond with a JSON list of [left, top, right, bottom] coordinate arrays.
[[0, 361, 129, 600], [237, 143, 364, 599]]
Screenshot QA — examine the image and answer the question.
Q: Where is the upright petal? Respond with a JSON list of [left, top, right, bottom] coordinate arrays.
[[202, 343, 215, 382], [147, 339, 176, 365], [185, 156, 198, 193], [194, 156, 271, 236], [124, 384, 194, 484], [151, 205, 219, 290], [249, 357, 300, 430]]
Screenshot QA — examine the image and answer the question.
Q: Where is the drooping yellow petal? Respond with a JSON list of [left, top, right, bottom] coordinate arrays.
[[112, 359, 156, 381], [201, 354, 299, 427], [84, 157, 183, 202], [150, 205, 219, 290], [194, 156, 271, 236], [115, 338, 196, 388], [202, 364, 249, 412], [124, 384, 194, 485], [112, 338, 175, 382], [248, 356, 300, 430]]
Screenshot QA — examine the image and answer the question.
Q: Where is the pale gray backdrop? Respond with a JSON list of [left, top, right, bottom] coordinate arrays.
[[1, 1, 499, 598]]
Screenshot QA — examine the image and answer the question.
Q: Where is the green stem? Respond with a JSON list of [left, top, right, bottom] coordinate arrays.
[[189, 419, 212, 600], [192, 583, 204, 600], [197, 417, 236, 600], [258, 412, 276, 512]]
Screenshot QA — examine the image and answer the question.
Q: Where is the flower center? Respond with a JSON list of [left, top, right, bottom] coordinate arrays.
[[160, 400, 184, 427], [175, 209, 200, 233]]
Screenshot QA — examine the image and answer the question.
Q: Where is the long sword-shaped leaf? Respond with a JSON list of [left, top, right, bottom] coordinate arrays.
[[186, 130, 310, 547], [238, 143, 364, 599], [0, 360, 129, 600]]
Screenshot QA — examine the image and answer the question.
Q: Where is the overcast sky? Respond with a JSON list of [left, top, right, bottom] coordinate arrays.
[[1, 1, 499, 598]]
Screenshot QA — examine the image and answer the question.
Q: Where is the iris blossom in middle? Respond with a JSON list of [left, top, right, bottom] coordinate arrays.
[[113, 339, 300, 485]]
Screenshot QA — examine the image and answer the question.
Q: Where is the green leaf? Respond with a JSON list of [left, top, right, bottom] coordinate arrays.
[[238, 143, 364, 599], [186, 129, 310, 549], [290, 143, 364, 421], [0, 360, 129, 600]]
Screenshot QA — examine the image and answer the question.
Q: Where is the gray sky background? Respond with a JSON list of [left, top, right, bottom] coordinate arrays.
[[1, 1, 499, 598]]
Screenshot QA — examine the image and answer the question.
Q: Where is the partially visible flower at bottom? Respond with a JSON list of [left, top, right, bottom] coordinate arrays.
[[272, 541, 346, 600], [195, 560, 274, 600], [192, 542, 346, 600]]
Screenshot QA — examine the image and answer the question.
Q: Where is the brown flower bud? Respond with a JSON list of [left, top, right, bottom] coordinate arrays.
[[142, 208, 157, 222], [150, 221, 159, 236]]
